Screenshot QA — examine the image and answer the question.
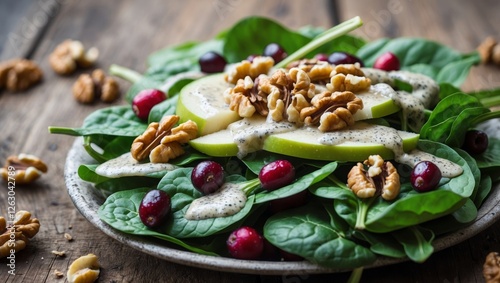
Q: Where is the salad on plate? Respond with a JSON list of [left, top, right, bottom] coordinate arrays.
[[49, 16, 500, 277]]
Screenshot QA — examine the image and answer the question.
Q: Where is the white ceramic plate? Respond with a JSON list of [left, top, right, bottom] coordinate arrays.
[[64, 136, 500, 275]]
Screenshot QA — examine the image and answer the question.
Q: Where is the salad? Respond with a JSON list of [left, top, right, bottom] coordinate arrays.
[[49, 16, 500, 276]]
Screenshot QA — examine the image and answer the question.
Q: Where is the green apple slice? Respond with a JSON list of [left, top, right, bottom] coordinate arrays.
[[190, 120, 419, 161], [176, 74, 241, 135], [189, 129, 239, 157], [353, 85, 400, 120], [263, 124, 419, 161]]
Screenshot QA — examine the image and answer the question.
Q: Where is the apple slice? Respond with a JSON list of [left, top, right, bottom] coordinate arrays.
[[353, 84, 400, 120], [263, 123, 419, 161], [176, 74, 241, 135], [189, 120, 419, 162], [189, 129, 239, 157]]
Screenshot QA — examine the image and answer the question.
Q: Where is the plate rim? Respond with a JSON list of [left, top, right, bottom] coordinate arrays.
[[64, 137, 500, 275]]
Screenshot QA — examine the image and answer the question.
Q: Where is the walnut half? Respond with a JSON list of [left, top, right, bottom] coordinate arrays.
[[67, 254, 100, 283], [347, 155, 400, 201], [72, 69, 120, 104], [0, 59, 43, 92], [0, 211, 40, 258], [131, 115, 198, 163], [484, 252, 500, 283], [0, 153, 48, 185]]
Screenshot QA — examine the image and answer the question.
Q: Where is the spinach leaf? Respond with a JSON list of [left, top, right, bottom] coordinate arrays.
[[356, 38, 480, 86], [157, 168, 255, 238], [264, 202, 376, 269], [391, 226, 434, 263], [420, 93, 487, 145], [362, 140, 474, 232], [49, 106, 147, 137], [222, 16, 364, 63], [78, 164, 159, 197], [353, 230, 406, 259], [474, 174, 493, 208], [255, 162, 337, 204], [98, 188, 217, 255], [148, 95, 178, 123], [474, 137, 500, 168]]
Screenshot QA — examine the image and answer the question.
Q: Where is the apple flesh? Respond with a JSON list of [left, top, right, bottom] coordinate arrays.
[[176, 74, 241, 136]]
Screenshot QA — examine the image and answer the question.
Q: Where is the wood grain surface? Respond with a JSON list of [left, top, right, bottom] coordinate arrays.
[[1, 0, 499, 282]]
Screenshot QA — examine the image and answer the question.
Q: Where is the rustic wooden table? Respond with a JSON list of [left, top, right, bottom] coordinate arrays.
[[1, 0, 500, 282]]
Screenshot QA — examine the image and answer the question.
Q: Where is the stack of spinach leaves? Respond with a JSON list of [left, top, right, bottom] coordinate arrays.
[[49, 16, 500, 271]]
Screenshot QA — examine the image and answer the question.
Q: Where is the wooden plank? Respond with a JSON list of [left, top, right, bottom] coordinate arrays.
[[0, 0, 63, 61]]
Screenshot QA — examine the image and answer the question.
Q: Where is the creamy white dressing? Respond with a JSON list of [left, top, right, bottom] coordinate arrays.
[[190, 81, 232, 116], [398, 149, 463, 177], [184, 183, 247, 220], [362, 68, 439, 131], [229, 116, 296, 158], [95, 152, 178, 178]]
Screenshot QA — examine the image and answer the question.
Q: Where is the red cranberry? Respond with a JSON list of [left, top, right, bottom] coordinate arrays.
[[191, 160, 225, 195], [373, 52, 400, 71], [263, 43, 287, 63], [139, 190, 171, 228], [226, 226, 264, 260], [199, 51, 227, 73], [314, 53, 329, 62], [132, 89, 167, 120], [259, 160, 295, 191], [328, 52, 364, 66], [462, 130, 489, 155], [410, 161, 442, 192]]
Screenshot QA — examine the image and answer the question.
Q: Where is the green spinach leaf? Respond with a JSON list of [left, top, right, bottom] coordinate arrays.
[[264, 202, 376, 269], [98, 188, 217, 255]]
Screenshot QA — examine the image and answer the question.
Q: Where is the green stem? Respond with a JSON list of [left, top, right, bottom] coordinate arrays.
[[354, 198, 375, 230], [47, 126, 80, 136], [239, 178, 261, 196], [327, 174, 349, 190], [480, 96, 500, 108], [83, 136, 108, 163], [346, 267, 364, 283], [471, 110, 500, 125], [275, 16, 363, 68], [109, 64, 143, 83]]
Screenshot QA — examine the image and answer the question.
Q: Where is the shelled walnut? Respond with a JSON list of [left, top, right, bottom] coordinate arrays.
[[0, 59, 43, 92], [286, 59, 334, 84], [131, 115, 198, 163], [0, 211, 40, 258], [224, 75, 270, 117], [225, 56, 274, 84], [264, 68, 315, 123], [347, 155, 400, 201], [72, 69, 119, 104], [484, 252, 500, 283], [327, 63, 371, 93], [300, 90, 363, 132], [49, 39, 99, 75], [0, 153, 48, 184], [67, 253, 100, 283]]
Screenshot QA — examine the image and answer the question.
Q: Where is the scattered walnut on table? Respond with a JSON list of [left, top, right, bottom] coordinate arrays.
[[225, 56, 274, 84], [300, 90, 363, 132], [0, 211, 40, 258], [72, 69, 119, 104], [0, 153, 48, 185], [0, 59, 43, 92], [67, 253, 100, 283], [131, 115, 198, 163], [347, 155, 401, 201], [484, 252, 500, 283], [49, 39, 99, 75], [477, 37, 497, 64]]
